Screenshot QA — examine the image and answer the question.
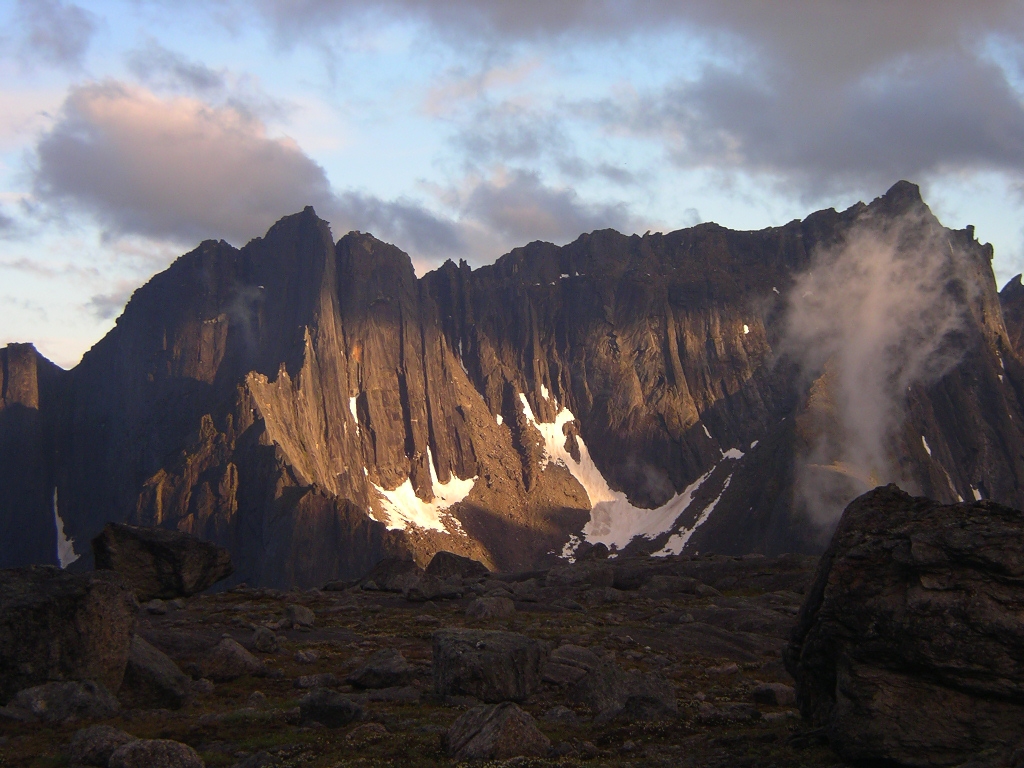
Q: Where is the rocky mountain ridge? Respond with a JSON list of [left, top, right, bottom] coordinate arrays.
[[4, 181, 1024, 587]]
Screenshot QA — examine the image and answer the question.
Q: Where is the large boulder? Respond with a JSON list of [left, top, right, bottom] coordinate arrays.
[[566, 663, 676, 718], [0, 680, 120, 723], [444, 702, 550, 761], [432, 629, 545, 703], [119, 635, 191, 709], [786, 485, 1024, 766], [108, 739, 204, 768], [0, 565, 137, 704], [359, 558, 422, 592], [92, 523, 233, 601], [200, 637, 267, 682], [346, 648, 414, 689], [68, 725, 137, 766], [424, 551, 489, 581]]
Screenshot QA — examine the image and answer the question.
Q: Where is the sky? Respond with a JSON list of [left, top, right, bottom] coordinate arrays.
[[2, 1, 1024, 368]]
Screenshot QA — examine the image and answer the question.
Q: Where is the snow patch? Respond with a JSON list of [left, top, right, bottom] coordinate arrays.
[[540, 384, 550, 401], [743, 324, 749, 335], [972, 486, 983, 501], [750, 440, 759, 449], [349, 396, 360, 433], [53, 488, 79, 568], [654, 475, 733, 557], [517, 394, 741, 554], [496, 413, 503, 426], [371, 449, 476, 533], [921, 436, 931, 456], [772, 287, 780, 294], [702, 424, 712, 440]]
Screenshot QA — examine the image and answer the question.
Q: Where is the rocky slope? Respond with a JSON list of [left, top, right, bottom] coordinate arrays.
[[4, 182, 1024, 586]]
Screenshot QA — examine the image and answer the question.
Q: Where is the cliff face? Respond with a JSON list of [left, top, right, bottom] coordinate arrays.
[[5, 183, 1024, 586]]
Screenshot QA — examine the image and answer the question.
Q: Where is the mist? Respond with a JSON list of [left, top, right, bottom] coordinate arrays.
[[782, 209, 974, 533]]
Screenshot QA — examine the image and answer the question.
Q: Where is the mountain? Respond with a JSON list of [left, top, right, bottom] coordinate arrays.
[[4, 182, 1024, 587]]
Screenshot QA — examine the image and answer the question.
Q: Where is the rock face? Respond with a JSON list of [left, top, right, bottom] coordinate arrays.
[[5, 183, 1024, 586], [0, 566, 137, 704], [93, 523, 234, 600], [786, 485, 1024, 766]]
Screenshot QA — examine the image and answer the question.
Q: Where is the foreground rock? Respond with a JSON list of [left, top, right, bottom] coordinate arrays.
[[108, 738, 204, 768], [444, 702, 550, 761], [298, 688, 363, 727], [200, 637, 267, 681], [425, 551, 489, 581], [346, 648, 414, 689], [68, 725, 137, 766], [0, 566, 137, 703], [433, 629, 545, 703], [567, 663, 677, 721], [0, 680, 120, 723], [786, 485, 1024, 766], [119, 635, 191, 709], [92, 523, 234, 601]]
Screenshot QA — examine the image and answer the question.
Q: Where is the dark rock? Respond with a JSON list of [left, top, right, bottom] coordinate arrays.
[[433, 629, 544, 703], [0, 565, 137, 704], [200, 637, 266, 681], [0, 680, 120, 723], [542, 644, 601, 686], [144, 599, 167, 615], [594, 694, 678, 725], [365, 685, 420, 703], [346, 722, 388, 745], [444, 702, 550, 761], [294, 649, 318, 664], [251, 627, 278, 653], [786, 485, 1024, 766], [108, 738, 204, 768], [346, 648, 413, 689], [92, 523, 233, 601], [567, 663, 676, 716], [402, 573, 442, 602], [424, 551, 489, 581], [298, 688, 363, 727], [465, 596, 515, 620], [752, 682, 796, 707], [283, 604, 315, 628], [68, 725, 137, 766], [120, 635, 191, 709]]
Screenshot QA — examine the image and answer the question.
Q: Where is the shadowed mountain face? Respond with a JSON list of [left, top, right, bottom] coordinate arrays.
[[4, 184, 1024, 587]]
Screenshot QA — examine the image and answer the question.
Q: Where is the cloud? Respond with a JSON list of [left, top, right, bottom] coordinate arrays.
[[86, 283, 138, 320], [15, 0, 96, 69], [782, 200, 975, 532], [459, 168, 638, 244], [126, 41, 226, 94], [0, 205, 14, 233]]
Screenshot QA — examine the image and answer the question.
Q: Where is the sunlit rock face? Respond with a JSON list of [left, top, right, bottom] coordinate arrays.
[[5, 183, 1024, 587]]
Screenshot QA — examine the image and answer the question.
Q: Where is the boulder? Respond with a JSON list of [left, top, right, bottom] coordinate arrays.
[[284, 604, 315, 628], [432, 629, 544, 703], [0, 680, 120, 723], [346, 648, 414, 689], [424, 551, 489, 581], [92, 523, 233, 601], [200, 637, 267, 681], [359, 558, 422, 592], [119, 635, 191, 709], [786, 485, 1024, 767], [0, 565, 137, 703], [542, 644, 601, 686], [444, 702, 550, 761], [68, 725, 137, 766], [298, 688, 363, 727], [465, 596, 515, 620], [567, 664, 676, 717], [402, 573, 442, 602], [751, 682, 796, 707], [251, 627, 278, 653], [108, 739, 204, 768]]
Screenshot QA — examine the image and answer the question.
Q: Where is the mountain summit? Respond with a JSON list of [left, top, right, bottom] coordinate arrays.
[[4, 182, 1024, 587]]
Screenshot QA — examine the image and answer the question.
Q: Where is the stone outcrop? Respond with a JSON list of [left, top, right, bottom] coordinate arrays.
[[92, 523, 233, 600], [786, 485, 1024, 766], [5, 183, 1024, 587], [0, 566, 137, 704]]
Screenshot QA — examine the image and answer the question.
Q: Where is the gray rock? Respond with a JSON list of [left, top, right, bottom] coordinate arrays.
[[402, 573, 443, 602], [0, 680, 120, 723], [433, 629, 544, 703], [200, 637, 267, 681], [251, 626, 278, 653], [284, 604, 315, 628], [424, 551, 489, 581], [294, 649, 319, 664], [542, 644, 601, 686], [92, 523, 233, 601], [567, 664, 676, 716], [542, 705, 582, 726], [120, 635, 190, 710], [346, 648, 414, 689], [594, 694, 678, 724], [360, 558, 422, 593], [444, 702, 550, 761], [294, 673, 339, 689], [0, 566, 138, 704], [298, 688, 363, 727], [786, 486, 1024, 766], [465, 596, 515, 620], [68, 725, 137, 766], [108, 738, 204, 768], [145, 599, 167, 615]]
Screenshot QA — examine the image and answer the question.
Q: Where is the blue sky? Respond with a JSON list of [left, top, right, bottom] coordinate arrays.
[[2, 0, 1024, 367]]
